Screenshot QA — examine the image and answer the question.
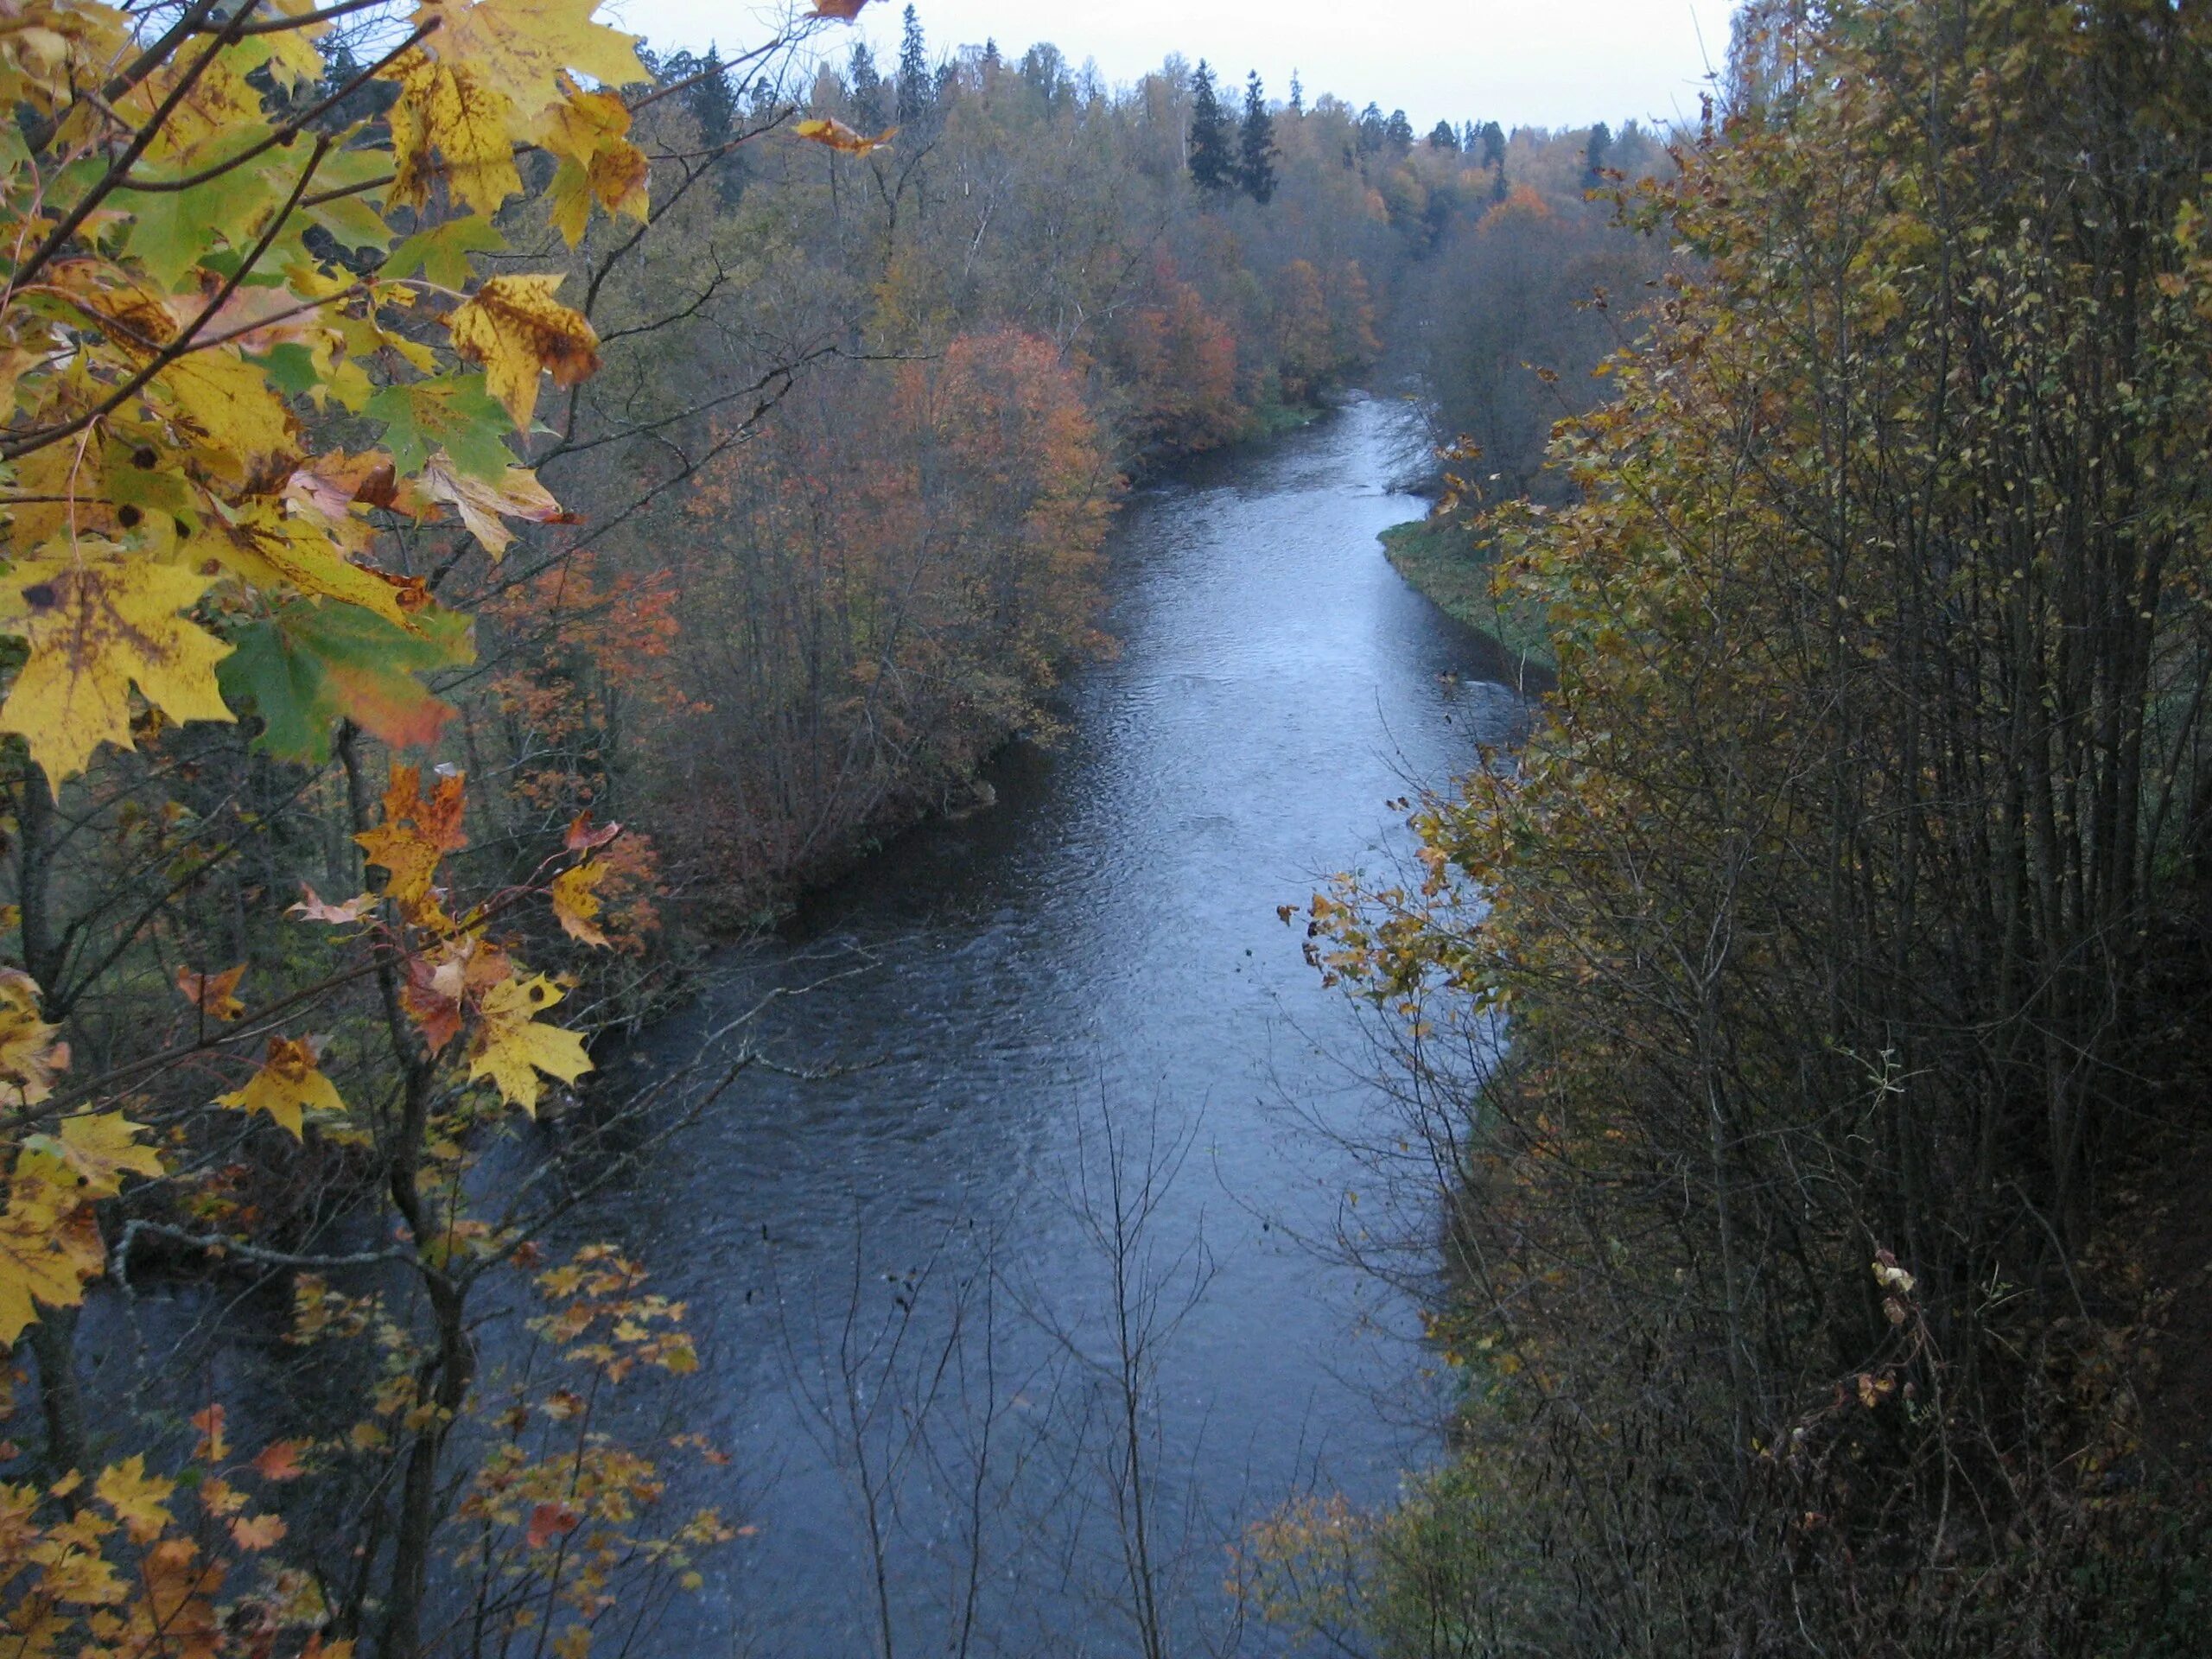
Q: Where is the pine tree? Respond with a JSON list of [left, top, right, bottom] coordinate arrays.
[[1357, 102, 1385, 154], [1188, 60, 1235, 192], [688, 42, 733, 146], [895, 3, 931, 125], [1478, 119, 1506, 168], [1427, 119, 1459, 152], [1287, 70, 1304, 113], [849, 41, 886, 130], [1582, 120, 1612, 189], [1239, 72, 1277, 203]]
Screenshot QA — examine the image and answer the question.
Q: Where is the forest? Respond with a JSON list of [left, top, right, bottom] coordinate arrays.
[[0, 0, 2205, 1653]]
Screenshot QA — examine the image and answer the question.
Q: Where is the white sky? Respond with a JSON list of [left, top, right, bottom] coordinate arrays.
[[607, 1, 1742, 132]]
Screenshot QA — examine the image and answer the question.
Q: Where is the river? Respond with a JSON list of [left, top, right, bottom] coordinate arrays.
[[565, 395, 1526, 1657]]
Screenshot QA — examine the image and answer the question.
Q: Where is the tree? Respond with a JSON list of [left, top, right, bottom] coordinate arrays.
[[1581, 119, 1611, 188], [1303, 0, 2212, 1649], [896, 2, 931, 125], [1288, 70, 1305, 113], [1241, 72, 1279, 203], [1428, 119, 1461, 152], [690, 43, 734, 146], [1478, 118, 1507, 168], [1188, 60, 1236, 192], [1384, 108, 1415, 154], [1357, 102, 1387, 154], [849, 40, 887, 130]]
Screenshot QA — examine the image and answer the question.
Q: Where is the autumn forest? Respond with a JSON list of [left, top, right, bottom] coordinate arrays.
[[0, 0, 2207, 1654]]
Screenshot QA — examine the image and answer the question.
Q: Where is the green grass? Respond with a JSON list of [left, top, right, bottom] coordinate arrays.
[[1247, 397, 1326, 439], [1382, 517, 1555, 677]]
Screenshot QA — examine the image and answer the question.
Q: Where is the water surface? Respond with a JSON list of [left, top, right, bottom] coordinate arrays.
[[583, 397, 1524, 1656]]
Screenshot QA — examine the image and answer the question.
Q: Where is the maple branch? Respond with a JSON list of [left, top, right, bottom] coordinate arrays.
[[200, 0, 400, 36], [116, 22, 436, 194], [6, 0, 267, 296], [0, 130, 332, 462], [110, 1218, 412, 1288], [34, 961, 381, 1120]]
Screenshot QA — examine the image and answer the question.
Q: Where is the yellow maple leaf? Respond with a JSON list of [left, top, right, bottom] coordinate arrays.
[[415, 0, 645, 118], [467, 975, 590, 1114], [355, 764, 468, 923], [218, 1036, 342, 1138], [23, 1112, 164, 1200], [549, 861, 608, 946], [0, 549, 234, 786], [389, 51, 523, 216], [94, 1455, 175, 1544], [446, 274, 600, 429], [0, 968, 67, 1109], [535, 86, 648, 245], [188, 503, 416, 627], [0, 1172, 103, 1344]]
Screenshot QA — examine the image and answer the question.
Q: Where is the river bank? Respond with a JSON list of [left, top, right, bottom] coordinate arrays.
[[1379, 517, 1555, 691]]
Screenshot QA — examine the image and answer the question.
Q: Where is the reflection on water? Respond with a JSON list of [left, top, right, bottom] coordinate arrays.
[[570, 397, 1524, 1656]]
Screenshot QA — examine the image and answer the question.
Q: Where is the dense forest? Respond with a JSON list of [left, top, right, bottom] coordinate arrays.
[[1281, 0, 2212, 1653], [3, 0, 2202, 1653]]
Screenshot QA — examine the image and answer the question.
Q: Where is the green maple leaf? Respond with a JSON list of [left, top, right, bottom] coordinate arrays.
[[219, 599, 474, 764]]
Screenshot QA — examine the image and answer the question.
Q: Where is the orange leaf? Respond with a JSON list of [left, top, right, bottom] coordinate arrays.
[[251, 1440, 304, 1482], [356, 765, 469, 925], [525, 1502, 579, 1548], [792, 117, 894, 156], [564, 811, 620, 853], [174, 965, 245, 1022], [188, 1404, 227, 1462], [228, 1513, 285, 1551], [811, 0, 873, 16]]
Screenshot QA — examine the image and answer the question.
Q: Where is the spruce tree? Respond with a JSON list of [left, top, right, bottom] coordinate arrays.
[[1357, 102, 1385, 154], [688, 43, 733, 146], [1582, 120, 1612, 188], [1384, 108, 1414, 154], [1427, 119, 1459, 152], [895, 3, 931, 125], [1287, 71, 1304, 113], [849, 41, 886, 130], [1239, 72, 1276, 203], [1187, 60, 1235, 192]]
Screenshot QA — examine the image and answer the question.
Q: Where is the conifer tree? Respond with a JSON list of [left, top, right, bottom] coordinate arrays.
[[1428, 119, 1460, 151], [1240, 72, 1278, 203], [1188, 60, 1236, 191], [1582, 120, 1612, 188], [1288, 70, 1305, 113], [896, 3, 931, 125], [849, 40, 887, 129], [689, 42, 733, 145]]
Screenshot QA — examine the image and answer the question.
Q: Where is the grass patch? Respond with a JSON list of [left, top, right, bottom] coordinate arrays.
[[1247, 397, 1327, 439], [1382, 516, 1555, 674]]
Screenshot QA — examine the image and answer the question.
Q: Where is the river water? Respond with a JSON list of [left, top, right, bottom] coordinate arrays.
[[571, 396, 1526, 1657]]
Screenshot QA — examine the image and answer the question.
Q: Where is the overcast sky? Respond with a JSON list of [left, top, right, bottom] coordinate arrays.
[[607, 1, 1740, 132]]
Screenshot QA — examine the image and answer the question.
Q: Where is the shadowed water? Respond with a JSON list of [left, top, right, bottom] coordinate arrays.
[[568, 396, 1525, 1656]]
